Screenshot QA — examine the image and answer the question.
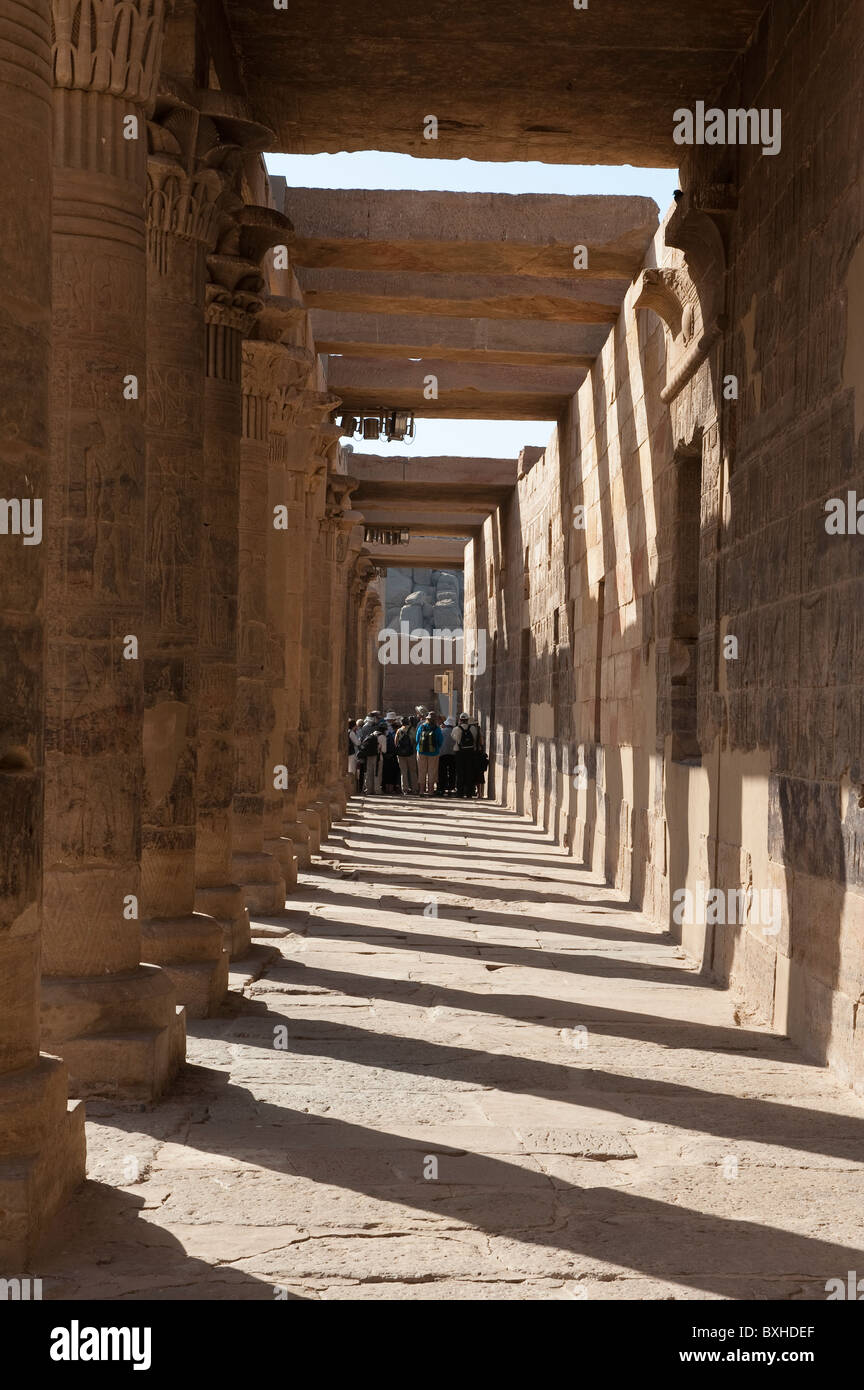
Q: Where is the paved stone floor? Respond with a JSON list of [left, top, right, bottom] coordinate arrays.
[[42, 796, 864, 1300]]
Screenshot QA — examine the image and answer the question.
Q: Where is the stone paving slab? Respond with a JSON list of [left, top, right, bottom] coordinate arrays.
[[36, 797, 864, 1301]]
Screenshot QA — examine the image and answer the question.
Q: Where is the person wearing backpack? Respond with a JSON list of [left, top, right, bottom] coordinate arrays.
[[415, 712, 443, 795], [358, 720, 385, 794], [453, 712, 483, 798], [395, 716, 418, 795]]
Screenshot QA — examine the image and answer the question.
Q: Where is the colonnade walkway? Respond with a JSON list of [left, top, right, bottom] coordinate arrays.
[[40, 797, 864, 1299]]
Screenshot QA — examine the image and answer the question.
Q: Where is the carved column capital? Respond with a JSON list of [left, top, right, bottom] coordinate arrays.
[[304, 393, 342, 428], [313, 420, 344, 473], [241, 338, 284, 400], [204, 282, 262, 334], [146, 102, 232, 260], [52, 0, 169, 107], [326, 475, 358, 518], [268, 371, 332, 434]]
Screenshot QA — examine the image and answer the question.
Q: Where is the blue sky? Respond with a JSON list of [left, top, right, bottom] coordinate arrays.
[[266, 152, 678, 458]]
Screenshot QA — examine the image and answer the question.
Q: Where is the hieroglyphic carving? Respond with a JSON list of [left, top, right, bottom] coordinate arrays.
[[52, 251, 146, 337]]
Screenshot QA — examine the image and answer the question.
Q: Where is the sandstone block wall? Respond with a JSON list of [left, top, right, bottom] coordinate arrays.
[[466, 0, 864, 1089]]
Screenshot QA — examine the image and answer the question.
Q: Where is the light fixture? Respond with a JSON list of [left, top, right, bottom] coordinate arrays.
[[362, 416, 381, 441], [338, 410, 416, 444], [386, 410, 415, 442], [363, 526, 411, 547]]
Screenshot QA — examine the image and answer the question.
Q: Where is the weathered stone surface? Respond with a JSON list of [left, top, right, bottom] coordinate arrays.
[[42, 0, 185, 1101], [464, 0, 864, 1095], [39, 800, 864, 1299], [0, 7, 86, 1258], [3, 0, 863, 1296], [225, 3, 767, 166], [139, 94, 230, 1016]]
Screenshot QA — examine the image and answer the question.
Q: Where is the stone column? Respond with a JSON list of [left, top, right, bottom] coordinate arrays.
[[254, 329, 318, 879], [350, 562, 380, 714], [296, 436, 340, 848], [322, 483, 362, 818], [0, 0, 85, 1264], [267, 384, 341, 867], [340, 552, 373, 797], [194, 278, 259, 956], [42, 0, 185, 1100], [138, 95, 228, 1017], [361, 588, 385, 713], [231, 339, 288, 915], [193, 180, 282, 954]]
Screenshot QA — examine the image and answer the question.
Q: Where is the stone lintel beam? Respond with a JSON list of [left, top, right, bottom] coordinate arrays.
[[310, 309, 601, 369], [286, 189, 657, 279], [327, 357, 579, 419], [364, 537, 467, 567], [293, 271, 629, 323], [358, 507, 491, 530], [356, 491, 504, 513], [345, 454, 518, 490]]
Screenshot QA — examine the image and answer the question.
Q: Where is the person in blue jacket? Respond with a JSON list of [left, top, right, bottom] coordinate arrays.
[[415, 712, 443, 795]]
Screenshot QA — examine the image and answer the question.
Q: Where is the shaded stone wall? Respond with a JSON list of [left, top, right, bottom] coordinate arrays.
[[0, 0, 85, 1263], [467, 0, 864, 1088], [465, 441, 571, 826]]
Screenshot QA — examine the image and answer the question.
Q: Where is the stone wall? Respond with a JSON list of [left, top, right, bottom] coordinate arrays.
[[380, 565, 465, 713], [466, 0, 864, 1089]]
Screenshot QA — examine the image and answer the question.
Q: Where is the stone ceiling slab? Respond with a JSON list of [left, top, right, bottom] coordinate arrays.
[[295, 270, 628, 325], [350, 455, 518, 531], [327, 357, 581, 419], [310, 309, 603, 368], [283, 189, 658, 279], [359, 508, 487, 531], [349, 454, 519, 486], [222, 0, 766, 165]]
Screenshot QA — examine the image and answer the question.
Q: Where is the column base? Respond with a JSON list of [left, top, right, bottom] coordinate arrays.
[[316, 801, 333, 839], [263, 837, 299, 892], [299, 806, 323, 854], [194, 883, 251, 960], [140, 914, 229, 1019], [231, 851, 286, 916], [0, 1055, 86, 1266], [283, 820, 312, 871], [40, 965, 186, 1102], [326, 784, 348, 824]]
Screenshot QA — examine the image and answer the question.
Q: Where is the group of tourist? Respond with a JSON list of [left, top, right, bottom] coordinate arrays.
[[348, 708, 487, 799]]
